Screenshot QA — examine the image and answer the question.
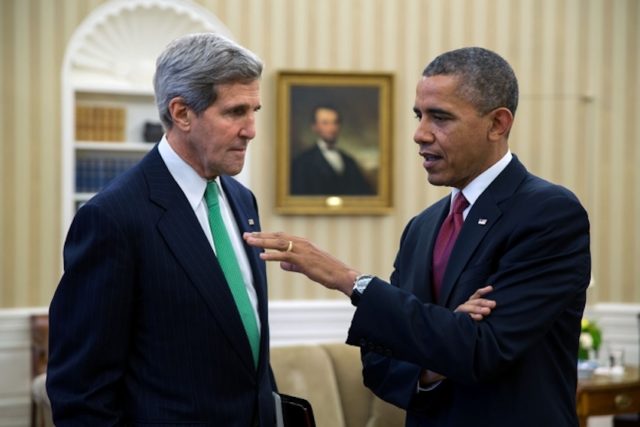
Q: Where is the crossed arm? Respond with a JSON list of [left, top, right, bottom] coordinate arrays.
[[420, 285, 494, 385]]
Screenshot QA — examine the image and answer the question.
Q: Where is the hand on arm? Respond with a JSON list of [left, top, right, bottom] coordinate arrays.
[[454, 285, 496, 320], [419, 286, 496, 387], [244, 231, 359, 296]]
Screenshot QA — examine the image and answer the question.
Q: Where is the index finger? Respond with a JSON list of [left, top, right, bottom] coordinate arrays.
[[243, 231, 292, 251], [243, 231, 286, 240], [468, 285, 494, 300]]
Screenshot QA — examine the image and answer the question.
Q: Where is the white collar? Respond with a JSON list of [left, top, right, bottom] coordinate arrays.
[[158, 136, 217, 211], [317, 139, 337, 152], [453, 150, 513, 207]]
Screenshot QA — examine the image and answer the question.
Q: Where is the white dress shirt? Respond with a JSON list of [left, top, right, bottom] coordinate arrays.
[[317, 139, 345, 174], [450, 150, 513, 219], [158, 137, 260, 331]]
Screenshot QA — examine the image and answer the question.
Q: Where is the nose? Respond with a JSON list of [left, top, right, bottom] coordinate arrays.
[[413, 118, 434, 145], [240, 114, 257, 140]]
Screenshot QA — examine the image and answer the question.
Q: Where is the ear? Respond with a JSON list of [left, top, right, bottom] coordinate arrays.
[[487, 107, 514, 141], [168, 97, 192, 131]]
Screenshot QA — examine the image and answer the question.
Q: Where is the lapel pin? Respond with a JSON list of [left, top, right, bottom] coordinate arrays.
[[248, 219, 255, 226], [478, 218, 488, 225]]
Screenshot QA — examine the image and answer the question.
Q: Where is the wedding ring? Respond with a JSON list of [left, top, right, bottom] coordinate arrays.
[[285, 240, 294, 252]]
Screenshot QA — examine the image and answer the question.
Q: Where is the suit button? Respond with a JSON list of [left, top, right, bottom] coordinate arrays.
[[359, 338, 367, 347]]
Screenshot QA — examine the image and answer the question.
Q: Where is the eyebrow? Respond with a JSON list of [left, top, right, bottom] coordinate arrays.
[[426, 108, 454, 117], [223, 103, 262, 113], [413, 106, 455, 117]]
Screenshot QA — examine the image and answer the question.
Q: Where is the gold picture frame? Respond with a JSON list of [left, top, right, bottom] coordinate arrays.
[[276, 71, 393, 215]]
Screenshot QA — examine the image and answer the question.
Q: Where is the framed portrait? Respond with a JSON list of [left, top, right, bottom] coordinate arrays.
[[276, 71, 393, 215]]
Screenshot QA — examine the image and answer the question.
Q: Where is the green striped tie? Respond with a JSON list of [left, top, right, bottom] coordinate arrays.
[[205, 181, 260, 367]]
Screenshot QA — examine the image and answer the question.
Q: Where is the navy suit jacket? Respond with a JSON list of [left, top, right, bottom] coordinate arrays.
[[346, 156, 590, 426], [47, 146, 276, 426]]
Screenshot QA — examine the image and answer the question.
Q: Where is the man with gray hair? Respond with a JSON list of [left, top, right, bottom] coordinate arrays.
[[48, 33, 277, 426], [246, 47, 591, 426]]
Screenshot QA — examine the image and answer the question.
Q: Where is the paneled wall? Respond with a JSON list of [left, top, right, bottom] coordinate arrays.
[[0, 0, 638, 307]]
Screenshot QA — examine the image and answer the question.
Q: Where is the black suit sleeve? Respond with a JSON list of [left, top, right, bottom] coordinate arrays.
[[47, 203, 133, 426]]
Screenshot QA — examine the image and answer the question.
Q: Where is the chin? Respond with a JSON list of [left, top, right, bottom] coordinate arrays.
[[426, 175, 447, 187], [227, 167, 245, 177], [226, 162, 246, 176]]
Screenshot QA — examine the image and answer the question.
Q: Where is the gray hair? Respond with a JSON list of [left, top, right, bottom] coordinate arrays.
[[423, 47, 519, 116], [153, 33, 263, 129]]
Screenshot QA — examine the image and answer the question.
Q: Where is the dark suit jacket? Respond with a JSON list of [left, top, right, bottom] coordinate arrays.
[[47, 146, 276, 426], [290, 144, 374, 195], [346, 156, 590, 427]]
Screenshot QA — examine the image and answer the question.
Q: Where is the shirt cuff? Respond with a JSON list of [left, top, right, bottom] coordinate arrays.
[[417, 379, 442, 393]]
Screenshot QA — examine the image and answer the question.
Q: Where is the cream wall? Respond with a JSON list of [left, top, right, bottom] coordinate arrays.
[[0, 0, 638, 308]]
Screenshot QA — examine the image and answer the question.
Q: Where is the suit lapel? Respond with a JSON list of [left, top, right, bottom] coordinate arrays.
[[439, 201, 501, 305], [439, 156, 528, 306], [142, 149, 256, 373]]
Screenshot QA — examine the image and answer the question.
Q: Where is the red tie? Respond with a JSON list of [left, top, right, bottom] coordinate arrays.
[[432, 192, 469, 300]]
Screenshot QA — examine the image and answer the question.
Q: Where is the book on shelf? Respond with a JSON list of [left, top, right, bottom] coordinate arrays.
[[75, 105, 126, 142], [75, 155, 141, 193]]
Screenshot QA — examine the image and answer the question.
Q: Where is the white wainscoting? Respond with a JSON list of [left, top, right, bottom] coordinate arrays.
[[269, 300, 355, 347], [0, 302, 637, 427]]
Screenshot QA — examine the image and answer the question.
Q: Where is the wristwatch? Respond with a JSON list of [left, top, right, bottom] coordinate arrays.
[[350, 274, 374, 306]]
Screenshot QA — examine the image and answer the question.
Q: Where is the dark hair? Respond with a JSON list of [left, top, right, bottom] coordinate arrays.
[[154, 33, 263, 129], [310, 104, 341, 124], [423, 47, 519, 116]]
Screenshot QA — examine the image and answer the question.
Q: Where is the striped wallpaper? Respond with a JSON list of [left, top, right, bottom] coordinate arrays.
[[0, 0, 638, 307]]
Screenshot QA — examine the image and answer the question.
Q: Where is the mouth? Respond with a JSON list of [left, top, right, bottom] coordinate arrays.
[[230, 143, 248, 153], [422, 153, 441, 161], [420, 152, 444, 171]]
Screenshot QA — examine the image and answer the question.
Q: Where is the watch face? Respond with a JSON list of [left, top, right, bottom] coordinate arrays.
[[356, 275, 373, 291]]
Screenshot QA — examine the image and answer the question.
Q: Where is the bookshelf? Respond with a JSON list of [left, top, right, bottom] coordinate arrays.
[[71, 90, 157, 210], [60, 0, 232, 233]]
